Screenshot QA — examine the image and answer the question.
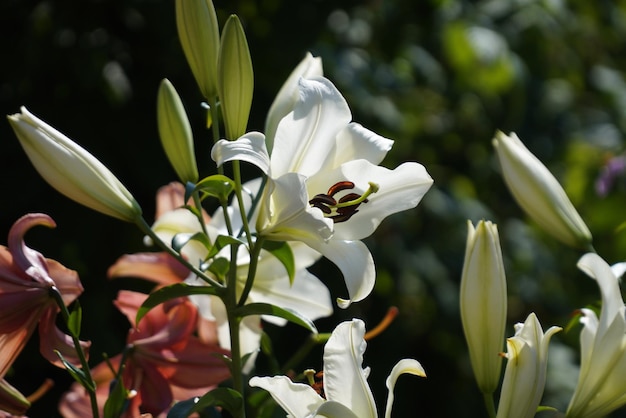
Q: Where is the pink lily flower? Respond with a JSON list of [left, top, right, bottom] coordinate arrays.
[[0, 213, 89, 414], [60, 290, 230, 417]]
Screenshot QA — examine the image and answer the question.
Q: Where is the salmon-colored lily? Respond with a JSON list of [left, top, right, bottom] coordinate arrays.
[[0, 213, 89, 414], [60, 290, 230, 417]]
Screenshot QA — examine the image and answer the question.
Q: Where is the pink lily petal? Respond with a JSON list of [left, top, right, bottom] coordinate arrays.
[[136, 362, 174, 415], [0, 290, 47, 334], [46, 258, 83, 306], [7, 213, 57, 287], [155, 182, 210, 223], [108, 252, 189, 286], [38, 307, 90, 367]]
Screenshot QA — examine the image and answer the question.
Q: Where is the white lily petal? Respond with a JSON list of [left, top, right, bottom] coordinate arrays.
[[307, 160, 433, 241], [250, 269, 333, 326], [271, 77, 352, 178], [265, 52, 323, 152], [384, 359, 426, 418], [249, 375, 324, 418], [323, 319, 377, 418], [313, 401, 359, 418], [577, 253, 623, 336], [257, 173, 333, 243], [334, 122, 394, 167], [150, 208, 210, 262], [211, 131, 270, 174], [304, 238, 374, 309], [611, 261, 626, 280]]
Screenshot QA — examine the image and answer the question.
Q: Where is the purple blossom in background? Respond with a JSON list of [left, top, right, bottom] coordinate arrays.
[[595, 155, 626, 197]]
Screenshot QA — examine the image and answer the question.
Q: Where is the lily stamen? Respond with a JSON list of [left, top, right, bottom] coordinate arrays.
[[364, 306, 399, 341], [309, 181, 379, 223]]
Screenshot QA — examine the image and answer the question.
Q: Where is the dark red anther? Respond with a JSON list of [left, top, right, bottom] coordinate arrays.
[[311, 201, 332, 214], [327, 181, 355, 197], [309, 194, 337, 206]]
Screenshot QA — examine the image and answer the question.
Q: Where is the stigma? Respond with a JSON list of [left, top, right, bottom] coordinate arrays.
[[309, 181, 379, 223]]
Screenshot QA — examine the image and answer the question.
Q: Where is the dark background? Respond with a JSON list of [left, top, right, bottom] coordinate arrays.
[[3, 0, 626, 416]]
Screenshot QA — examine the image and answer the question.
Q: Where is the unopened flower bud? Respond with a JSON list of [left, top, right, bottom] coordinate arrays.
[[218, 15, 254, 140], [157, 79, 199, 184], [496, 313, 561, 418], [460, 220, 507, 394], [8, 107, 142, 222], [176, 0, 220, 100], [493, 131, 592, 249]]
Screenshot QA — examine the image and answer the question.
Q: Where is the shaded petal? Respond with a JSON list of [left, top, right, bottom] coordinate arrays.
[[304, 239, 374, 309], [271, 78, 351, 178], [257, 173, 333, 243], [8, 213, 57, 286], [39, 307, 90, 367], [136, 362, 174, 415], [384, 359, 426, 418], [249, 375, 324, 417], [46, 258, 83, 305], [307, 160, 433, 241], [333, 123, 393, 167], [211, 132, 270, 174], [250, 268, 333, 326], [323, 319, 376, 418], [0, 327, 35, 378], [164, 337, 231, 388], [314, 401, 359, 418], [108, 252, 189, 286], [0, 290, 47, 334]]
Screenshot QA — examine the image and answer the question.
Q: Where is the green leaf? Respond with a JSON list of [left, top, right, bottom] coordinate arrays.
[[136, 283, 221, 325], [167, 388, 244, 418], [172, 231, 212, 253], [67, 300, 82, 338], [262, 240, 295, 284], [55, 350, 94, 392], [193, 174, 236, 202], [207, 257, 230, 279], [103, 378, 129, 418], [207, 234, 247, 259], [233, 303, 317, 333]]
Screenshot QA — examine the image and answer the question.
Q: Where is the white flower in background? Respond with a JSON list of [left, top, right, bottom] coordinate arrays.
[[460, 220, 507, 394], [566, 253, 626, 418], [492, 131, 592, 250], [249, 319, 426, 418], [8, 107, 142, 222], [212, 76, 433, 308], [496, 313, 561, 418]]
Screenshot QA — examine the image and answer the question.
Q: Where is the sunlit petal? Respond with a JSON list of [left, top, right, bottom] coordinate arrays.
[[211, 132, 270, 174], [323, 319, 377, 418], [249, 375, 324, 417]]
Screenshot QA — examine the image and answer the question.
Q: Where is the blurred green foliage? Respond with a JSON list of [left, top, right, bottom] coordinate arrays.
[[3, 0, 626, 416]]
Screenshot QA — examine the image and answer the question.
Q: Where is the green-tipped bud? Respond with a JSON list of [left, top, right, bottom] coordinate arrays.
[[460, 220, 507, 394], [493, 131, 593, 250], [496, 313, 561, 418], [218, 15, 254, 140], [8, 107, 142, 222], [0, 379, 30, 416], [176, 0, 220, 100], [157, 79, 199, 184]]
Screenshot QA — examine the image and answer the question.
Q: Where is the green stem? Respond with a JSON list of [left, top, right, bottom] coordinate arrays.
[[280, 332, 330, 375], [237, 236, 265, 307], [232, 160, 253, 248], [483, 392, 497, 418], [51, 287, 99, 418], [134, 216, 223, 289]]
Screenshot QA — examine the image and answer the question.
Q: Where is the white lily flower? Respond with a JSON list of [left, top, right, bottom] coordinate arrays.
[[249, 319, 426, 418], [212, 77, 433, 307], [460, 220, 507, 394], [492, 131, 592, 250], [149, 181, 333, 360], [496, 313, 561, 418], [265, 52, 323, 152], [8, 106, 142, 222], [566, 253, 626, 418]]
